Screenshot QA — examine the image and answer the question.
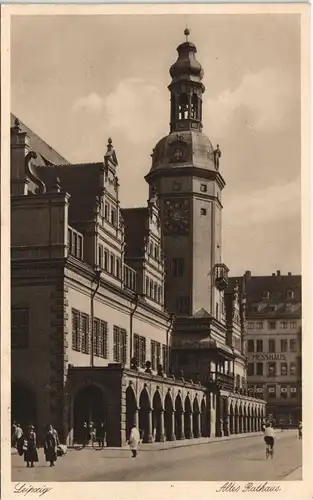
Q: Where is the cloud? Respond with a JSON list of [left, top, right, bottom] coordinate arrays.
[[73, 78, 168, 145], [73, 92, 105, 113], [224, 178, 301, 228], [205, 68, 296, 138], [102, 78, 167, 144]]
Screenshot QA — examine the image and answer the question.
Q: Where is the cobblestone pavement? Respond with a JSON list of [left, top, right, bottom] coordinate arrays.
[[11, 430, 301, 482]]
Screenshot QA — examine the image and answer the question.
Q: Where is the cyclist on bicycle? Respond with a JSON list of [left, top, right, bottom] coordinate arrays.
[[264, 422, 275, 451]]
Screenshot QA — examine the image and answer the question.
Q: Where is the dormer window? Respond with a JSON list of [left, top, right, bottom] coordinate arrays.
[[262, 290, 270, 299], [287, 290, 295, 299]]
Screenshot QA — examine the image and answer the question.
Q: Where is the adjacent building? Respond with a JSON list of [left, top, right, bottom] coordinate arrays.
[[11, 30, 266, 447], [230, 271, 302, 426]]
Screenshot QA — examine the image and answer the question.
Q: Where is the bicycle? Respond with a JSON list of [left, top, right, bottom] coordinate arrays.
[[73, 432, 105, 451], [265, 443, 274, 459]]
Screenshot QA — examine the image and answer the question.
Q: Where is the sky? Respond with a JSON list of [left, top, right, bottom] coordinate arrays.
[[11, 14, 301, 276]]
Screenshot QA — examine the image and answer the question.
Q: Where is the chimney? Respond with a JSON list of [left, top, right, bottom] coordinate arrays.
[[244, 270, 252, 281], [272, 273, 275, 276], [288, 272, 292, 276], [277, 270, 281, 276]]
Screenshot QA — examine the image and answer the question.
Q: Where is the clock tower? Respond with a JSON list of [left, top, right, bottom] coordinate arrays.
[[145, 29, 229, 321]]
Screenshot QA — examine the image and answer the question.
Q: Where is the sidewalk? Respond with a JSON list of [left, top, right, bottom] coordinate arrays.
[[284, 466, 302, 481], [12, 430, 297, 455]]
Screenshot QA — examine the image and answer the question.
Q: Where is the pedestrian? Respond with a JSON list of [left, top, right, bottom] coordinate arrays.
[[128, 424, 141, 458], [83, 421, 88, 445], [44, 424, 58, 467], [298, 421, 302, 439], [24, 425, 39, 468], [15, 424, 23, 447], [97, 422, 106, 448], [12, 422, 17, 448]]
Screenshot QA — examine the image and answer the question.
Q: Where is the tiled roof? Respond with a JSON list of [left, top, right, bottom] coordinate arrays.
[[228, 273, 302, 319], [121, 208, 148, 258], [11, 113, 69, 165]]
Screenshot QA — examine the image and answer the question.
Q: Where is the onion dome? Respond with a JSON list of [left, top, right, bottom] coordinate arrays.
[[169, 28, 204, 83]]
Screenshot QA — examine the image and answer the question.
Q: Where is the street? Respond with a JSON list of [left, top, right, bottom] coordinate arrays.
[[11, 431, 301, 482]]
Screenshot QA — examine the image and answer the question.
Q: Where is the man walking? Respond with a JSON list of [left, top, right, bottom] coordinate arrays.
[[128, 424, 141, 458]]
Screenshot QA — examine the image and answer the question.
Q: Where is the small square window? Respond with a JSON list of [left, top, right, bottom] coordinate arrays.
[[200, 184, 207, 193], [200, 208, 207, 216], [173, 182, 181, 191]]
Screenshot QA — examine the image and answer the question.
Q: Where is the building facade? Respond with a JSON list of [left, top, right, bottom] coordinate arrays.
[[230, 271, 302, 427], [11, 31, 265, 447]]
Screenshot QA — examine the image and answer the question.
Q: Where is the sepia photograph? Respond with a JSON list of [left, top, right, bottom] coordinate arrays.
[[1, 4, 311, 497]]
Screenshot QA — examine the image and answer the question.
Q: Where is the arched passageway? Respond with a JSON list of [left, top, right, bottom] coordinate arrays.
[[164, 392, 174, 441], [184, 396, 193, 439], [192, 398, 201, 438], [175, 394, 184, 439], [152, 391, 163, 442], [11, 382, 37, 432], [73, 384, 106, 444], [201, 398, 207, 437], [229, 404, 234, 434], [235, 403, 239, 434], [139, 388, 152, 443], [222, 397, 229, 435], [126, 386, 137, 441]]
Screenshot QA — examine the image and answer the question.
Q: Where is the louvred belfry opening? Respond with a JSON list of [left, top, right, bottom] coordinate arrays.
[[169, 28, 205, 133]]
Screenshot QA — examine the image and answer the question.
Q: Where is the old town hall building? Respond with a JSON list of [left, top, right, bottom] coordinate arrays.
[[11, 30, 265, 446]]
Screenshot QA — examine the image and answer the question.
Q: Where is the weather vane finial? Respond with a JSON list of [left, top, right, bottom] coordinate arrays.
[[184, 27, 190, 42]]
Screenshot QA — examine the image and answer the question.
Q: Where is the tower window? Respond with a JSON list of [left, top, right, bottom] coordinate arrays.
[[178, 93, 189, 120], [191, 93, 198, 119], [172, 258, 184, 278], [200, 208, 207, 216], [200, 184, 207, 193], [173, 181, 181, 191], [176, 297, 190, 315]]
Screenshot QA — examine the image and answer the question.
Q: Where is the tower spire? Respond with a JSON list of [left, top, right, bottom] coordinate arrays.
[[168, 30, 205, 133]]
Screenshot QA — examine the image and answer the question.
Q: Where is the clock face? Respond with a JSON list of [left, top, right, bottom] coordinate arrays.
[[163, 199, 190, 235]]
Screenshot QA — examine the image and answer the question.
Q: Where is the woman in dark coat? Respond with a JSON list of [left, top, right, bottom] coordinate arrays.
[[44, 425, 58, 467], [24, 425, 39, 467]]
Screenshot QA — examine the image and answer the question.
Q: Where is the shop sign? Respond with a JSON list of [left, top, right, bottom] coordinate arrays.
[[252, 353, 286, 361]]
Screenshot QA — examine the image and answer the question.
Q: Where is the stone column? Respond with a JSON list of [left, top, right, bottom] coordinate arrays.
[[134, 409, 139, 428], [170, 411, 176, 441], [147, 410, 154, 443], [186, 413, 194, 439], [159, 411, 165, 442], [180, 412, 185, 439], [196, 412, 202, 438], [235, 415, 239, 434]]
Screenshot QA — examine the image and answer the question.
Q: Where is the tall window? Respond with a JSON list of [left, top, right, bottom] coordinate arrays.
[[280, 321, 288, 329], [151, 340, 161, 370], [290, 321, 297, 329], [268, 339, 276, 353], [268, 362, 276, 377], [176, 297, 190, 315], [268, 321, 276, 330], [72, 309, 80, 351], [280, 339, 288, 352], [98, 245, 103, 268], [93, 319, 108, 358], [110, 254, 115, 275], [172, 258, 185, 278], [162, 344, 168, 371], [256, 363, 263, 376], [247, 339, 254, 353], [290, 386, 297, 398], [267, 385, 276, 398], [290, 362, 297, 376], [290, 339, 297, 352], [247, 322, 254, 330], [68, 227, 83, 260], [11, 307, 29, 349], [99, 320, 108, 358], [113, 326, 127, 364], [134, 334, 146, 368], [81, 314, 90, 354], [104, 249, 109, 272], [247, 363, 254, 376], [256, 322, 263, 330], [116, 258, 121, 279], [280, 385, 288, 399], [256, 339, 263, 352], [111, 208, 117, 226], [281, 363, 288, 376]]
